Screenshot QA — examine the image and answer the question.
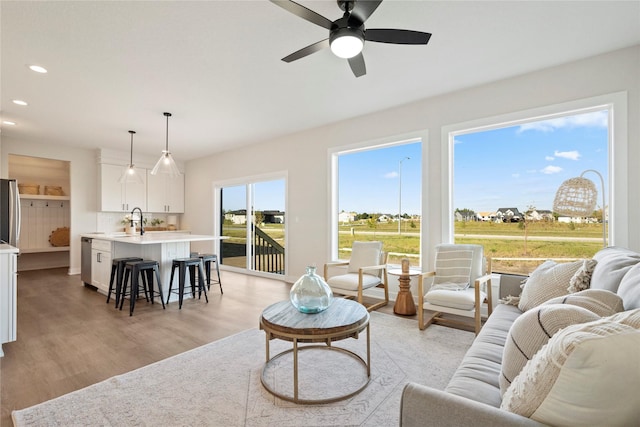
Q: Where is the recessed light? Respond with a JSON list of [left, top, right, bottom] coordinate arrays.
[[12, 100, 28, 106], [28, 65, 48, 73], [3, 121, 16, 125]]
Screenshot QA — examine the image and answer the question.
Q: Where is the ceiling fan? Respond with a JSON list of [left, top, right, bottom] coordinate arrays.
[[270, 0, 432, 78]]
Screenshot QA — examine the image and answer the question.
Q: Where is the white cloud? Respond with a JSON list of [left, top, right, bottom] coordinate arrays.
[[545, 156, 554, 161], [517, 110, 608, 133], [541, 165, 563, 174], [554, 150, 581, 161], [384, 171, 398, 179]]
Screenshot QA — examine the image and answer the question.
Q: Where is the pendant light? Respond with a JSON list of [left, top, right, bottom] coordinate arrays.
[[118, 130, 144, 184], [151, 112, 181, 177]]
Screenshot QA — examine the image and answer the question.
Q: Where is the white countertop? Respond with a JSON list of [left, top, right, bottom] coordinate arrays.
[[81, 232, 227, 245], [0, 243, 19, 254]]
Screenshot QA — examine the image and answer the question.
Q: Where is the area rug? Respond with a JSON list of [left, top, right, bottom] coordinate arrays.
[[12, 312, 474, 426]]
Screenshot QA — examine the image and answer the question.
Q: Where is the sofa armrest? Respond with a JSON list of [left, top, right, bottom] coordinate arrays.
[[400, 383, 546, 427], [497, 273, 528, 299]]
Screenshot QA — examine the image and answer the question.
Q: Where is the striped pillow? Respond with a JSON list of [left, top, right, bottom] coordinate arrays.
[[432, 247, 474, 291], [499, 304, 600, 396]]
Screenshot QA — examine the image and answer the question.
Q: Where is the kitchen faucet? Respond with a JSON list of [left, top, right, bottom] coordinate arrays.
[[130, 207, 145, 236]]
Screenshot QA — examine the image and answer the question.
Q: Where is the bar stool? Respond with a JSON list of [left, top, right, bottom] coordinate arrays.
[[167, 257, 208, 309], [190, 252, 223, 294], [120, 260, 165, 316], [107, 257, 143, 308]]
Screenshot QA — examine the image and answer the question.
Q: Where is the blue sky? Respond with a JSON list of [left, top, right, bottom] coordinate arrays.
[[223, 109, 608, 216], [454, 110, 608, 213]]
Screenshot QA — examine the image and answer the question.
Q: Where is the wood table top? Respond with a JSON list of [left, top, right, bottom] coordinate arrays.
[[260, 299, 369, 339]]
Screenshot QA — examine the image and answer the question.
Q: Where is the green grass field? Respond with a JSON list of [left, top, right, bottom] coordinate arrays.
[[223, 220, 605, 274]]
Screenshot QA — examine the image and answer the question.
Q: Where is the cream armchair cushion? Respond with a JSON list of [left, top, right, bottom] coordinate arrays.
[[324, 241, 389, 312]]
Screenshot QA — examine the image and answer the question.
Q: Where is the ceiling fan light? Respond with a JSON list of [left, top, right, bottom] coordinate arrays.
[[330, 34, 363, 58]]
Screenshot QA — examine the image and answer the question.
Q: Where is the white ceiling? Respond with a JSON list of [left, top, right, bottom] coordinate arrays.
[[2, 1, 639, 161]]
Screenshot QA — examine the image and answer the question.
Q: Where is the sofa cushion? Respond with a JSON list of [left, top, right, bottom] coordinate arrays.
[[543, 289, 624, 316], [518, 260, 582, 311], [567, 258, 597, 293], [501, 309, 640, 426], [499, 304, 600, 396], [617, 262, 640, 310], [445, 304, 521, 408], [590, 246, 640, 293]]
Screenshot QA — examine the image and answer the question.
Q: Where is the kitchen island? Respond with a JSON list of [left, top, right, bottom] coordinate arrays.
[[81, 233, 226, 304]]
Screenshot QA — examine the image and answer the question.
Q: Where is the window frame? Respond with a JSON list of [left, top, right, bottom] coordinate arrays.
[[328, 131, 428, 266], [442, 92, 628, 249]]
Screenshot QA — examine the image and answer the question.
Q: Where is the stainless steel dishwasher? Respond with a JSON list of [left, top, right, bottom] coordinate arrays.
[[81, 237, 93, 286]]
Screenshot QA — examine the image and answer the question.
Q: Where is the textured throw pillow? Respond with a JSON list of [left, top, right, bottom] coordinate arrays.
[[518, 260, 583, 312], [567, 258, 597, 293], [501, 309, 640, 426], [543, 288, 624, 317], [431, 246, 475, 291], [499, 304, 600, 396], [347, 241, 382, 275]]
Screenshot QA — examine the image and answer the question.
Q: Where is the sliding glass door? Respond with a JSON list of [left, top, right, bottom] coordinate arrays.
[[220, 178, 286, 276]]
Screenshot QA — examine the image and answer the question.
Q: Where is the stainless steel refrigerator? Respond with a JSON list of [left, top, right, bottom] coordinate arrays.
[[0, 179, 21, 247]]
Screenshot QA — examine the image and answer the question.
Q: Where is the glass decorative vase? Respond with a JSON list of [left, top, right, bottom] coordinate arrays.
[[290, 266, 333, 314]]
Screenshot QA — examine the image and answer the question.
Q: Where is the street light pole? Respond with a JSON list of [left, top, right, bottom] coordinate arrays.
[[398, 157, 410, 235]]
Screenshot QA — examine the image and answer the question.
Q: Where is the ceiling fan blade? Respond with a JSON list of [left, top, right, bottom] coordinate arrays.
[[348, 53, 366, 78], [270, 0, 333, 30], [365, 28, 432, 45], [350, 0, 383, 25], [282, 39, 330, 62]]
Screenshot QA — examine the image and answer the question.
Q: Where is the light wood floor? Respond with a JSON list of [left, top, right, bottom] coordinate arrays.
[[0, 268, 400, 426]]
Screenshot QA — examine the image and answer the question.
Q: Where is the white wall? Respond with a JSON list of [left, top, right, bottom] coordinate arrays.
[[0, 140, 98, 275], [184, 45, 640, 280]]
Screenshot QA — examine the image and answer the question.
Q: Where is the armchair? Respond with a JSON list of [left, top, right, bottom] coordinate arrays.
[[324, 241, 389, 312], [418, 244, 492, 334]]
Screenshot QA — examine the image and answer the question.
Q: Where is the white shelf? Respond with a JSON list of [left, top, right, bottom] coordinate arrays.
[[19, 247, 70, 254], [19, 194, 70, 201]]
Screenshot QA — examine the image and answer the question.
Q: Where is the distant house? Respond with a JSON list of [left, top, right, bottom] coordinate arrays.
[[225, 209, 247, 225], [495, 207, 523, 222], [477, 211, 496, 222], [262, 210, 285, 224], [526, 209, 554, 221], [338, 211, 356, 223], [378, 214, 393, 223]]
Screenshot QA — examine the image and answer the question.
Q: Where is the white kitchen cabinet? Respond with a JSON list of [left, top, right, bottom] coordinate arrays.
[[147, 171, 184, 213], [0, 246, 18, 357], [99, 164, 147, 212], [91, 239, 112, 293]]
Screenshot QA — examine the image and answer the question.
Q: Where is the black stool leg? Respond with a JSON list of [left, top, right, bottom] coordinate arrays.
[[198, 261, 208, 303], [120, 268, 131, 311], [214, 259, 223, 294], [130, 266, 140, 316], [167, 263, 177, 305], [178, 262, 187, 309], [153, 265, 165, 309], [107, 264, 117, 304]]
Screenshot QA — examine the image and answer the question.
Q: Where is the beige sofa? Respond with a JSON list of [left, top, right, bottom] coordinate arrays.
[[400, 246, 640, 426]]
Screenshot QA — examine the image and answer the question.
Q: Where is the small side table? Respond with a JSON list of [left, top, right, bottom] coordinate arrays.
[[388, 268, 421, 316]]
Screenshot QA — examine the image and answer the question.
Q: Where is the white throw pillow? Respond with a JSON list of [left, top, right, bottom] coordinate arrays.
[[543, 288, 624, 317], [501, 309, 640, 426], [518, 260, 582, 312], [347, 241, 382, 275], [499, 304, 599, 396]]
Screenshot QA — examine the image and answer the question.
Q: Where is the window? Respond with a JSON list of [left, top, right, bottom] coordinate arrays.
[[218, 177, 286, 276], [452, 108, 610, 275], [331, 139, 422, 266]]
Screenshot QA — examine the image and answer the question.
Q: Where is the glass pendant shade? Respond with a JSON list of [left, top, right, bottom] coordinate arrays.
[[118, 130, 144, 184], [290, 266, 333, 314], [151, 112, 181, 178]]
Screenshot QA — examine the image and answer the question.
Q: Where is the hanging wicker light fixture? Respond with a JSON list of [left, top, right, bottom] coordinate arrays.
[[552, 177, 597, 217]]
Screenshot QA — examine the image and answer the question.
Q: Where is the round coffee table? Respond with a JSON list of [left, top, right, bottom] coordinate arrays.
[[260, 298, 370, 404]]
